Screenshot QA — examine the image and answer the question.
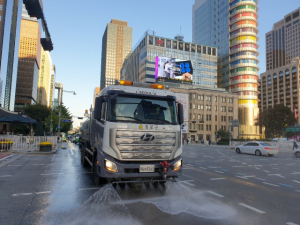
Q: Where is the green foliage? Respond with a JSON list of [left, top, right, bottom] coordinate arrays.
[[216, 129, 230, 139], [217, 142, 229, 145], [23, 104, 51, 122], [44, 104, 73, 133], [256, 104, 297, 138]]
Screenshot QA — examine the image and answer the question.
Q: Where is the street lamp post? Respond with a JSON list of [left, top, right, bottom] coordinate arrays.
[[57, 90, 76, 139]]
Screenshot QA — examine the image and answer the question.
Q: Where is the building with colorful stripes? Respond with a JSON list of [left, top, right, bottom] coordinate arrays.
[[193, 0, 262, 138]]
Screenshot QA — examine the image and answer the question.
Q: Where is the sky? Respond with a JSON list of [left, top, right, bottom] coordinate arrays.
[[42, 0, 300, 128]]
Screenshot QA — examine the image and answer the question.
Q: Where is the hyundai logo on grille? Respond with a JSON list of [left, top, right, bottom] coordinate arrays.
[[140, 134, 155, 142]]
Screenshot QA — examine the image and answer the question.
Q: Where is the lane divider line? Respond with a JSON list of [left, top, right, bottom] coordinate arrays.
[[199, 167, 207, 170], [207, 191, 224, 198], [292, 180, 300, 184], [262, 182, 279, 187], [36, 191, 51, 195], [278, 183, 293, 188], [286, 222, 298, 225], [210, 178, 226, 180], [238, 203, 266, 214], [0, 175, 12, 177]]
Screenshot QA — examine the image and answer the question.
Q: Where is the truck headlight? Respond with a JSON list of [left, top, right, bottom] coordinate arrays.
[[105, 159, 118, 172], [174, 159, 182, 171]]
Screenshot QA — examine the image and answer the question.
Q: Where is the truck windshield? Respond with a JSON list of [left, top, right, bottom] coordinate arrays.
[[109, 95, 178, 125]]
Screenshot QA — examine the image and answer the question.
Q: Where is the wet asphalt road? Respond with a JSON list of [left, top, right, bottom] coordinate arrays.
[[0, 142, 300, 225]]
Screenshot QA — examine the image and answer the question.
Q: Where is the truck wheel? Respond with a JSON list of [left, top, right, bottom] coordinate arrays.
[[93, 161, 105, 186], [81, 147, 88, 167]]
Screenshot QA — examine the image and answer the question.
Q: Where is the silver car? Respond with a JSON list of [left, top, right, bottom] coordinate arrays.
[[235, 141, 278, 157]]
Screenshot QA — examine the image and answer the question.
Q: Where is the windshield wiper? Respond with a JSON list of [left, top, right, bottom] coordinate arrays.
[[115, 116, 142, 122]]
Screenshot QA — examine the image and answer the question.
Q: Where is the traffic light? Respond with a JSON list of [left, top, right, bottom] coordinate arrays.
[[55, 127, 58, 131], [215, 131, 217, 137]]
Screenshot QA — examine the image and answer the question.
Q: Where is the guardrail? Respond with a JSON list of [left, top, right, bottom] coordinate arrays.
[[0, 135, 58, 153]]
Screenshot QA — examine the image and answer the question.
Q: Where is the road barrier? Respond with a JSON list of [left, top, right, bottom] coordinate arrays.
[[0, 135, 58, 153]]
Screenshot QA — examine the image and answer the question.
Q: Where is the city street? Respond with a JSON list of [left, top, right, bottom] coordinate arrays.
[[0, 143, 300, 225]]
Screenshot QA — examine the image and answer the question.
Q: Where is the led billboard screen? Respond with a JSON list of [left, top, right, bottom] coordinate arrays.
[[155, 56, 193, 81]]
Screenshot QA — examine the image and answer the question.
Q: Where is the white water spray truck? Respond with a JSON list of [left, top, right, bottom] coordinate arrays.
[[80, 80, 184, 185]]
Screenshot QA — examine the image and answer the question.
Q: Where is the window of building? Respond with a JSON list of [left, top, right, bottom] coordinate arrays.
[[215, 96, 218, 102], [149, 36, 153, 45], [206, 96, 211, 101], [215, 115, 217, 121]]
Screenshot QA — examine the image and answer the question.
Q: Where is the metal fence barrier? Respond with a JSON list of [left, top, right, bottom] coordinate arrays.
[[0, 135, 58, 153]]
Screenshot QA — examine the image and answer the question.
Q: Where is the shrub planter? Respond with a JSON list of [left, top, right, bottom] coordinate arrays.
[[39, 142, 52, 152]]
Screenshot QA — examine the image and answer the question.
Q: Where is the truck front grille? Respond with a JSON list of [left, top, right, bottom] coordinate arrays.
[[115, 130, 176, 160]]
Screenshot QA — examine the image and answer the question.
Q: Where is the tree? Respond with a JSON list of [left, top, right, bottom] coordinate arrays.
[[44, 104, 73, 133], [23, 104, 51, 122], [216, 129, 230, 140], [256, 104, 297, 138]]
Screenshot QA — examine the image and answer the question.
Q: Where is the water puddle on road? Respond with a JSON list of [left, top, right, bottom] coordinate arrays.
[[61, 182, 236, 224]]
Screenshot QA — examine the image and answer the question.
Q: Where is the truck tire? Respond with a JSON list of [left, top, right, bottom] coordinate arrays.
[[81, 145, 88, 167], [93, 161, 105, 186]]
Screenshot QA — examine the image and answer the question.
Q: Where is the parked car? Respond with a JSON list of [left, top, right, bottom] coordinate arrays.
[[235, 141, 278, 156], [293, 142, 300, 158]]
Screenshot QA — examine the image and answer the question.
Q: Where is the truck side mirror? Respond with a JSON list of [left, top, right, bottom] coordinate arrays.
[[94, 97, 102, 121], [178, 103, 184, 125]]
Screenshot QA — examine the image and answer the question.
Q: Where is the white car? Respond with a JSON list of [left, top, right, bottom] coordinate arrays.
[[235, 141, 278, 157]]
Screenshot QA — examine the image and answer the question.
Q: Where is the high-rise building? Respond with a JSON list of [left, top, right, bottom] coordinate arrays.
[[193, 0, 261, 138], [14, 5, 41, 112], [49, 65, 56, 108], [100, 19, 132, 89], [121, 32, 218, 88], [0, 0, 22, 111], [265, 7, 300, 70], [37, 47, 52, 106], [259, 58, 300, 122], [193, 0, 230, 89]]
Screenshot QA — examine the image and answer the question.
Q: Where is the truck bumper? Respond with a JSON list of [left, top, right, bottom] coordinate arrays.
[[97, 152, 182, 180]]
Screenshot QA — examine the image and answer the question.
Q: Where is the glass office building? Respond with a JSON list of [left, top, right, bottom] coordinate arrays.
[[14, 4, 41, 112], [121, 32, 218, 88], [0, 0, 22, 111], [193, 0, 230, 90]]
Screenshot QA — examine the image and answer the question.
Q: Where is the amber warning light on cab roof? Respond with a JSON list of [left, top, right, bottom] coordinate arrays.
[[116, 80, 164, 89]]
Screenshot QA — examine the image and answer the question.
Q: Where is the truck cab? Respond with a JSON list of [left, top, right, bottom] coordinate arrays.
[[81, 81, 184, 185]]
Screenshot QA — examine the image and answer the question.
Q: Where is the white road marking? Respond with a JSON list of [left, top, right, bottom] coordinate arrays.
[[215, 170, 224, 174], [51, 155, 56, 162], [179, 180, 195, 186], [236, 175, 248, 179], [291, 172, 300, 175], [199, 167, 207, 170], [238, 203, 266, 214], [0, 154, 14, 161], [232, 166, 244, 167], [268, 174, 285, 178], [36, 191, 51, 195], [7, 165, 21, 166], [207, 191, 224, 198], [255, 167, 260, 169], [13, 193, 33, 196], [70, 149, 74, 155], [41, 173, 64, 175], [186, 164, 194, 166], [33, 164, 45, 166], [286, 222, 298, 225], [253, 165, 263, 167], [262, 182, 279, 187], [211, 178, 226, 180], [296, 190, 300, 193], [263, 170, 270, 173], [292, 180, 300, 184], [78, 187, 101, 191], [0, 175, 12, 177]]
